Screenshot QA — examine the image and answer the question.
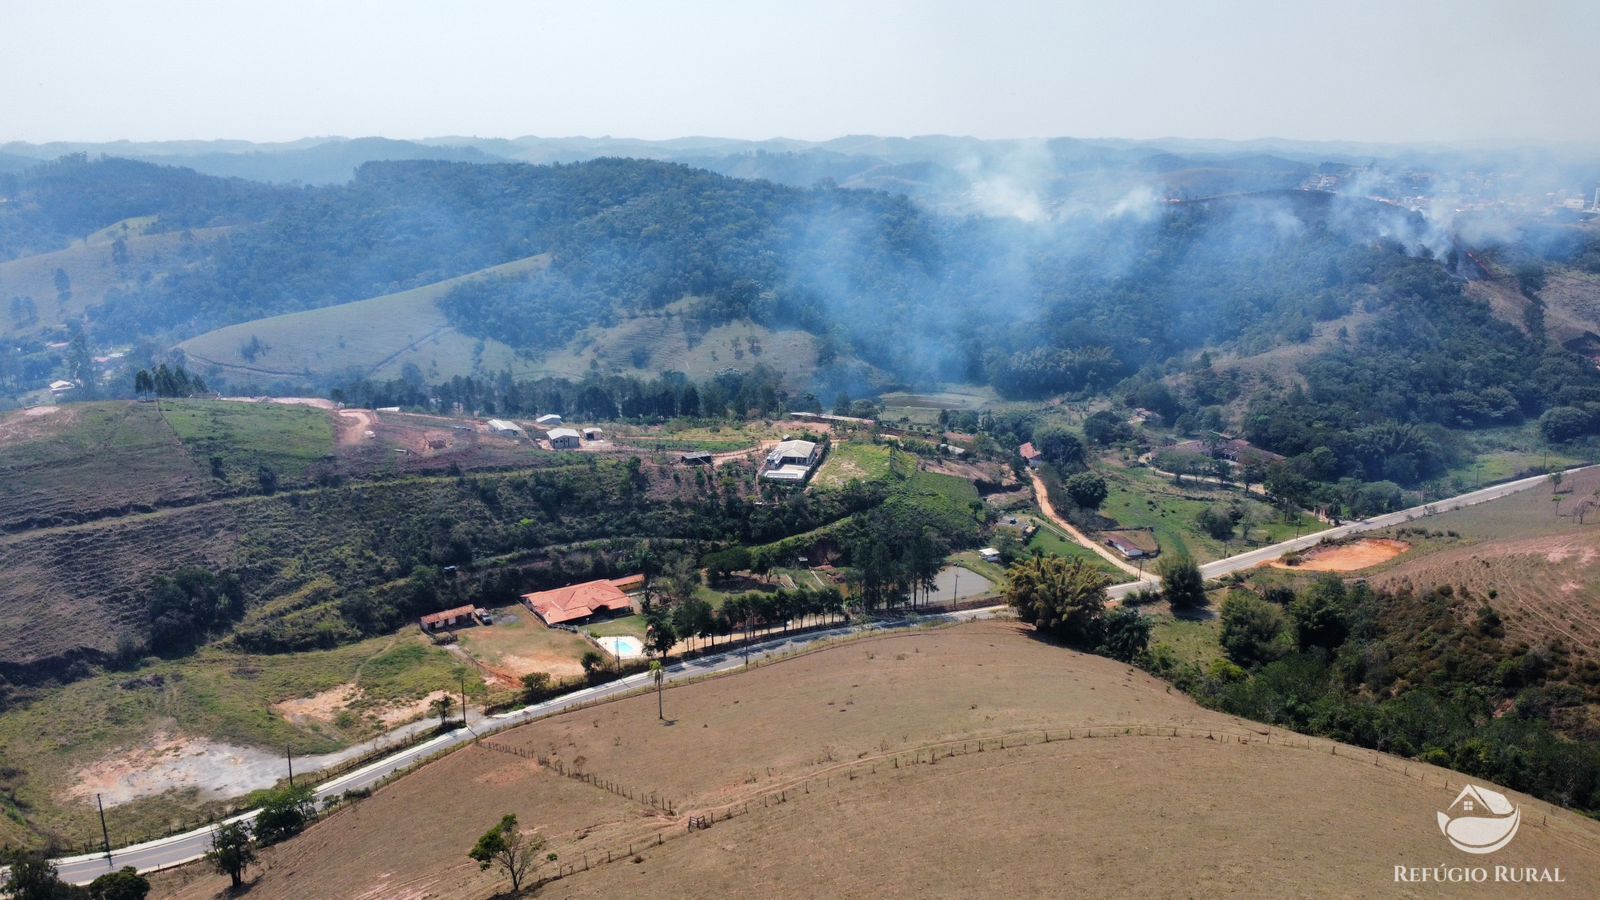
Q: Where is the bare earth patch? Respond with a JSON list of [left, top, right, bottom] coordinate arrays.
[[67, 731, 292, 807], [1275, 538, 1410, 572], [272, 684, 360, 725]]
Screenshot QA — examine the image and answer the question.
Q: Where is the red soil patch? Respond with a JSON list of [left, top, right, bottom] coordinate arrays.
[[1275, 539, 1410, 572]]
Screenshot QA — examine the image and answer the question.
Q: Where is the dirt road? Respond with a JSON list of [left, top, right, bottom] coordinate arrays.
[[1029, 470, 1157, 584]]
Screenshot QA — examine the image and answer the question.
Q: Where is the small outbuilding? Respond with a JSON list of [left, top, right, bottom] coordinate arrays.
[[548, 427, 581, 450], [537, 413, 563, 426], [979, 547, 1002, 564], [583, 427, 604, 441], [680, 452, 713, 466], [487, 418, 523, 438], [1019, 442, 1043, 468], [419, 604, 480, 632]]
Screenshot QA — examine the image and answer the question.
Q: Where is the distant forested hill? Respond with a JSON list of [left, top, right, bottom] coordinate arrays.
[[8, 152, 1600, 464]]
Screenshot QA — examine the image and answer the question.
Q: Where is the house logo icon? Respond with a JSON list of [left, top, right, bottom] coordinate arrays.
[[1437, 785, 1521, 854]]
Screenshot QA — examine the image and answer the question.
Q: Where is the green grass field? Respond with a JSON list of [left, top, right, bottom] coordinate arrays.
[[813, 441, 893, 489], [162, 399, 335, 481], [1097, 464, 1318, 563], [1023, 522, 1124, 577], [1146, 613, 1223, 669], [179, 255, 549, 383]]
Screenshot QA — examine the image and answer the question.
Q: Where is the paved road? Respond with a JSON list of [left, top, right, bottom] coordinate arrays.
[[1103, 464, 1595, 600], [53, 463, 1588, 883], [54, 608, 1001, 884]]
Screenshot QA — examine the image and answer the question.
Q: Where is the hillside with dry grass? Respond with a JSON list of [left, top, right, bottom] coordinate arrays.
[[152, 622, 1600, 899]]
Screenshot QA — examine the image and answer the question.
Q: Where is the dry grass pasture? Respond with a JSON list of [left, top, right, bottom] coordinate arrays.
[[154, 622, 1600, 899], [1373, 465, 1600, 658]]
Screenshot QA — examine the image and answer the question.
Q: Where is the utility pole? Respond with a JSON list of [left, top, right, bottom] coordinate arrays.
[[286, 744, 294, 787], [952, 569, 959, 610], [460, 670, 468, 728], [96, 793, 111, 860]]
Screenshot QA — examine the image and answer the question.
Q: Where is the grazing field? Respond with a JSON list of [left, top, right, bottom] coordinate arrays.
[[810, 441, 892, 488], [0, 224, 231, 339], [534, 310, 824, 386], [1023, 521, 1125, 577], [161, 399, 335, 482], [154, 621, 1600, 900], [178, 256, 549, 383], [0, 632, 472, 844], [1097, 464, 1317, 563]]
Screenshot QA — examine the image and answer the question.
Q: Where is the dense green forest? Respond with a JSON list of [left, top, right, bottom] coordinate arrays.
[[1157, 577, 1600, 816]]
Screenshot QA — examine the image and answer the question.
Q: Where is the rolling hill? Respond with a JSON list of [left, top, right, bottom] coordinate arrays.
[[178, 256, 550, 383], [153, 622, 1600, 899]]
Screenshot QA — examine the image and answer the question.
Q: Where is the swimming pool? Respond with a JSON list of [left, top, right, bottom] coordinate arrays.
[[596, 635, 644, 659]]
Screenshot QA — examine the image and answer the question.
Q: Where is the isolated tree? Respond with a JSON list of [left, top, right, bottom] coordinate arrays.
[[430, 694, 455, 728], [521, 671, 554, 703], [1195, 504, 1238, 541], [1219, 593, 1287, 668], [205, 820, 257, 889], [469, 813, 545, 894], [579, 650, 606, 681], [1031, 425, 1086, 471], [1063, 472, 1109, 510], [1158, 555, 1207, 610], [644, 608, 677, 659], [1098, 606, 1153, 662], [1005, 556, 1111, 646], [87, 866, 150, 900], [1082, 410, 1131, 446], [253, 784, 316, 845], [1290, 575, 1351, 651]]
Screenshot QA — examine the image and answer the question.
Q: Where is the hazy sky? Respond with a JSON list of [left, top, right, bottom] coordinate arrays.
[[5, 0, 1599, 145]]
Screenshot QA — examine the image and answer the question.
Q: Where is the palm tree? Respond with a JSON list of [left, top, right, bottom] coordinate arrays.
[[649, 660, 664, 720]]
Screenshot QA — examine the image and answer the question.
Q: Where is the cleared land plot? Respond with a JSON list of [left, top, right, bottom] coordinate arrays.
[[1022, 522, 1124, 577], [1274, 538, 1411, 572], [0, 633, 472, 843], [162, 399, 335, 481], [810, 441, 891, 489], [0, 403, 216, 530], [453, 604, 596, 686], [178, 256, 549, 382], [156, 621, 1600, 899]]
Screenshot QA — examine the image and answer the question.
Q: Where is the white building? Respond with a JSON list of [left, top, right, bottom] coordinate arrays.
[[487, 418, 523, 438], [537, 413, 563, 426], [548, 427, 581, 450], [761, 439, 821, 482], [583, 427, 604, 441]]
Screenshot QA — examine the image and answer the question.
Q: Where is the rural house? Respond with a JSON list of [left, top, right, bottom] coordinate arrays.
[[522, 577, 640, 626], [548, 427, 581, 449], [1104, 536, 1150, 559], [761, 439, 821, 482], [1019, 442, 1042, 468]]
